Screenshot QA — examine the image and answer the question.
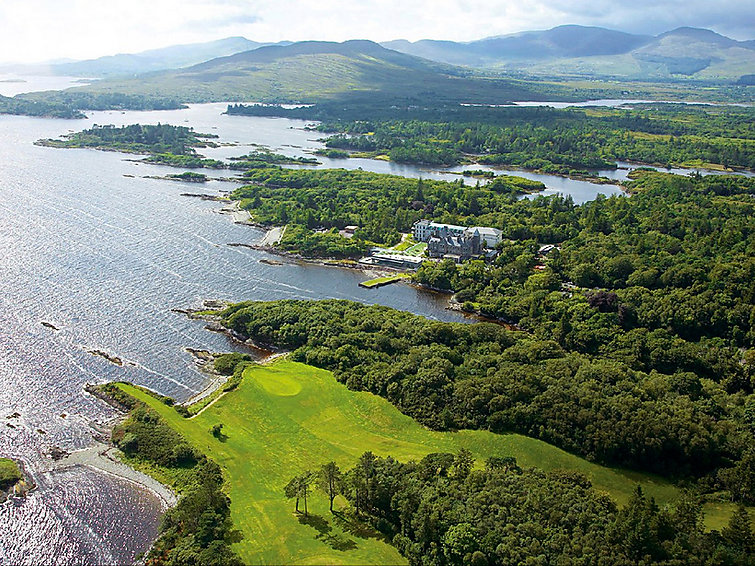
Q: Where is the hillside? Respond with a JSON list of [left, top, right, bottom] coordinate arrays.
[[384, 25, 755, 81], [50, 40, 549, 105], [116, 358, 728, 564]]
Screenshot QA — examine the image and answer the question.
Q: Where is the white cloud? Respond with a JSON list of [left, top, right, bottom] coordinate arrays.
[[0, 0, 753, 64]]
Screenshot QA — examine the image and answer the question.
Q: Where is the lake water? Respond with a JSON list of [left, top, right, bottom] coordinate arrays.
[[77, 102, 626, 203], [512, 99, 754, 109], [0, 74, 93, 97], [0, 97, 747, 564]]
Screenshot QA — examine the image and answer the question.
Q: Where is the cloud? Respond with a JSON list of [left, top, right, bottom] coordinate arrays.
[[0, 0, 752, 64]]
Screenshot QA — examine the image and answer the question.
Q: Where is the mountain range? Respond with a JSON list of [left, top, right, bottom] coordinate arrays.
[[12, 25, 753, 83], [12, 25, 754, 113], [23, 37, 289, 78], [383, 25, 755, 81]]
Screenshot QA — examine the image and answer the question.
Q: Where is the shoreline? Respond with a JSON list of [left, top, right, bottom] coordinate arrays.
[[45, 442, 177, 509]]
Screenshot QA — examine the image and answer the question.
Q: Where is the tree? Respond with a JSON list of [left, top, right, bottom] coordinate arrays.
[[721, 505, 753, 555], [452, 448, 474, 481], [443, 523, 479, 566], [285, 472, 314, 517], [284, 475, 302, 514], [318, 461, 343, 513], [349, 451, 376, 515]]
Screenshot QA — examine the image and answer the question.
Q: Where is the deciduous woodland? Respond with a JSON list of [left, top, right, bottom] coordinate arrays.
[[336, 451, 754, 566], [218, 297, 754, 493]]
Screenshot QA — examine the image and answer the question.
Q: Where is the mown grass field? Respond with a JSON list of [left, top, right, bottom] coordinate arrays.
[[119, 359, 738, 564]]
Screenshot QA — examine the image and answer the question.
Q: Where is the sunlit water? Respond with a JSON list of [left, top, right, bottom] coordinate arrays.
[[0, 96, 746, 564], [0, 74, 93, 97]]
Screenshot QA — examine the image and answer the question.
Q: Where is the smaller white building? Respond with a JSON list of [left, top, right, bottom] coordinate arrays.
[[469, 227, 503, 248]]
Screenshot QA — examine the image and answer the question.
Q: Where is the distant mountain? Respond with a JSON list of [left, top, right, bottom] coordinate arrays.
[[383, 26, 653, 66], [62, 39, 545, 105], [49, 37, 288, 77], [383, 25, 755, 81], [630, 27, 755, 76]]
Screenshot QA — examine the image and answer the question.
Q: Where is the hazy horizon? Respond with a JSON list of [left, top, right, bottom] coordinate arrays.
[[1, 0, 754, 65]]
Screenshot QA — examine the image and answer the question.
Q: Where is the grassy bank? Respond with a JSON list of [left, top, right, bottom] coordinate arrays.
[[359, 273, 412, 288], [113, 359, 737, 565]]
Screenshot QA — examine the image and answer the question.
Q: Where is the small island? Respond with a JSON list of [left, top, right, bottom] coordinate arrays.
[[36, 123, 219, 154], [36, 124, 323, 173], [0, 457, 28, 502]]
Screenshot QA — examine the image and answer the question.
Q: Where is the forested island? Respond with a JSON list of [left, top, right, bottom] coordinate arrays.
[[37, 123, 219, 155], [36, 124, 321, 171]]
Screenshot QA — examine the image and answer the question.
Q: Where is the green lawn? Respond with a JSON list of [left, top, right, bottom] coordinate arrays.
[[118, 360, 738, 565], [359, 274, 411, 288], [403, 242, 427, 256], [375, 238, 427, 257]]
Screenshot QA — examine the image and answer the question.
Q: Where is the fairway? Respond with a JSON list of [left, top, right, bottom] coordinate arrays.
[[119, 360, 729, 565]]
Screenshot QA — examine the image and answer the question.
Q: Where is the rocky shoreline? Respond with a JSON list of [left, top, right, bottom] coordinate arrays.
[[75, 387, 179, 510]]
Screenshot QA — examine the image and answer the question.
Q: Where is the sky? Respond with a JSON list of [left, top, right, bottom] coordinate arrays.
[[1, 0, 754, 64]]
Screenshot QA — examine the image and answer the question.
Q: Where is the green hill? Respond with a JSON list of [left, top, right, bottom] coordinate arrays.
[[46, 40, 549, 105]]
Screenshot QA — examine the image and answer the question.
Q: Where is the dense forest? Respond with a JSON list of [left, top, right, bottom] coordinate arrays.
[[0, 94, 84, 119], [415, 171, 755, 349], [0, 92, 187, 119], [19, 91, 186, 113], [217, 297, 753, 504], [334, 450, 754, 566], [229, 102, 755, 173]]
